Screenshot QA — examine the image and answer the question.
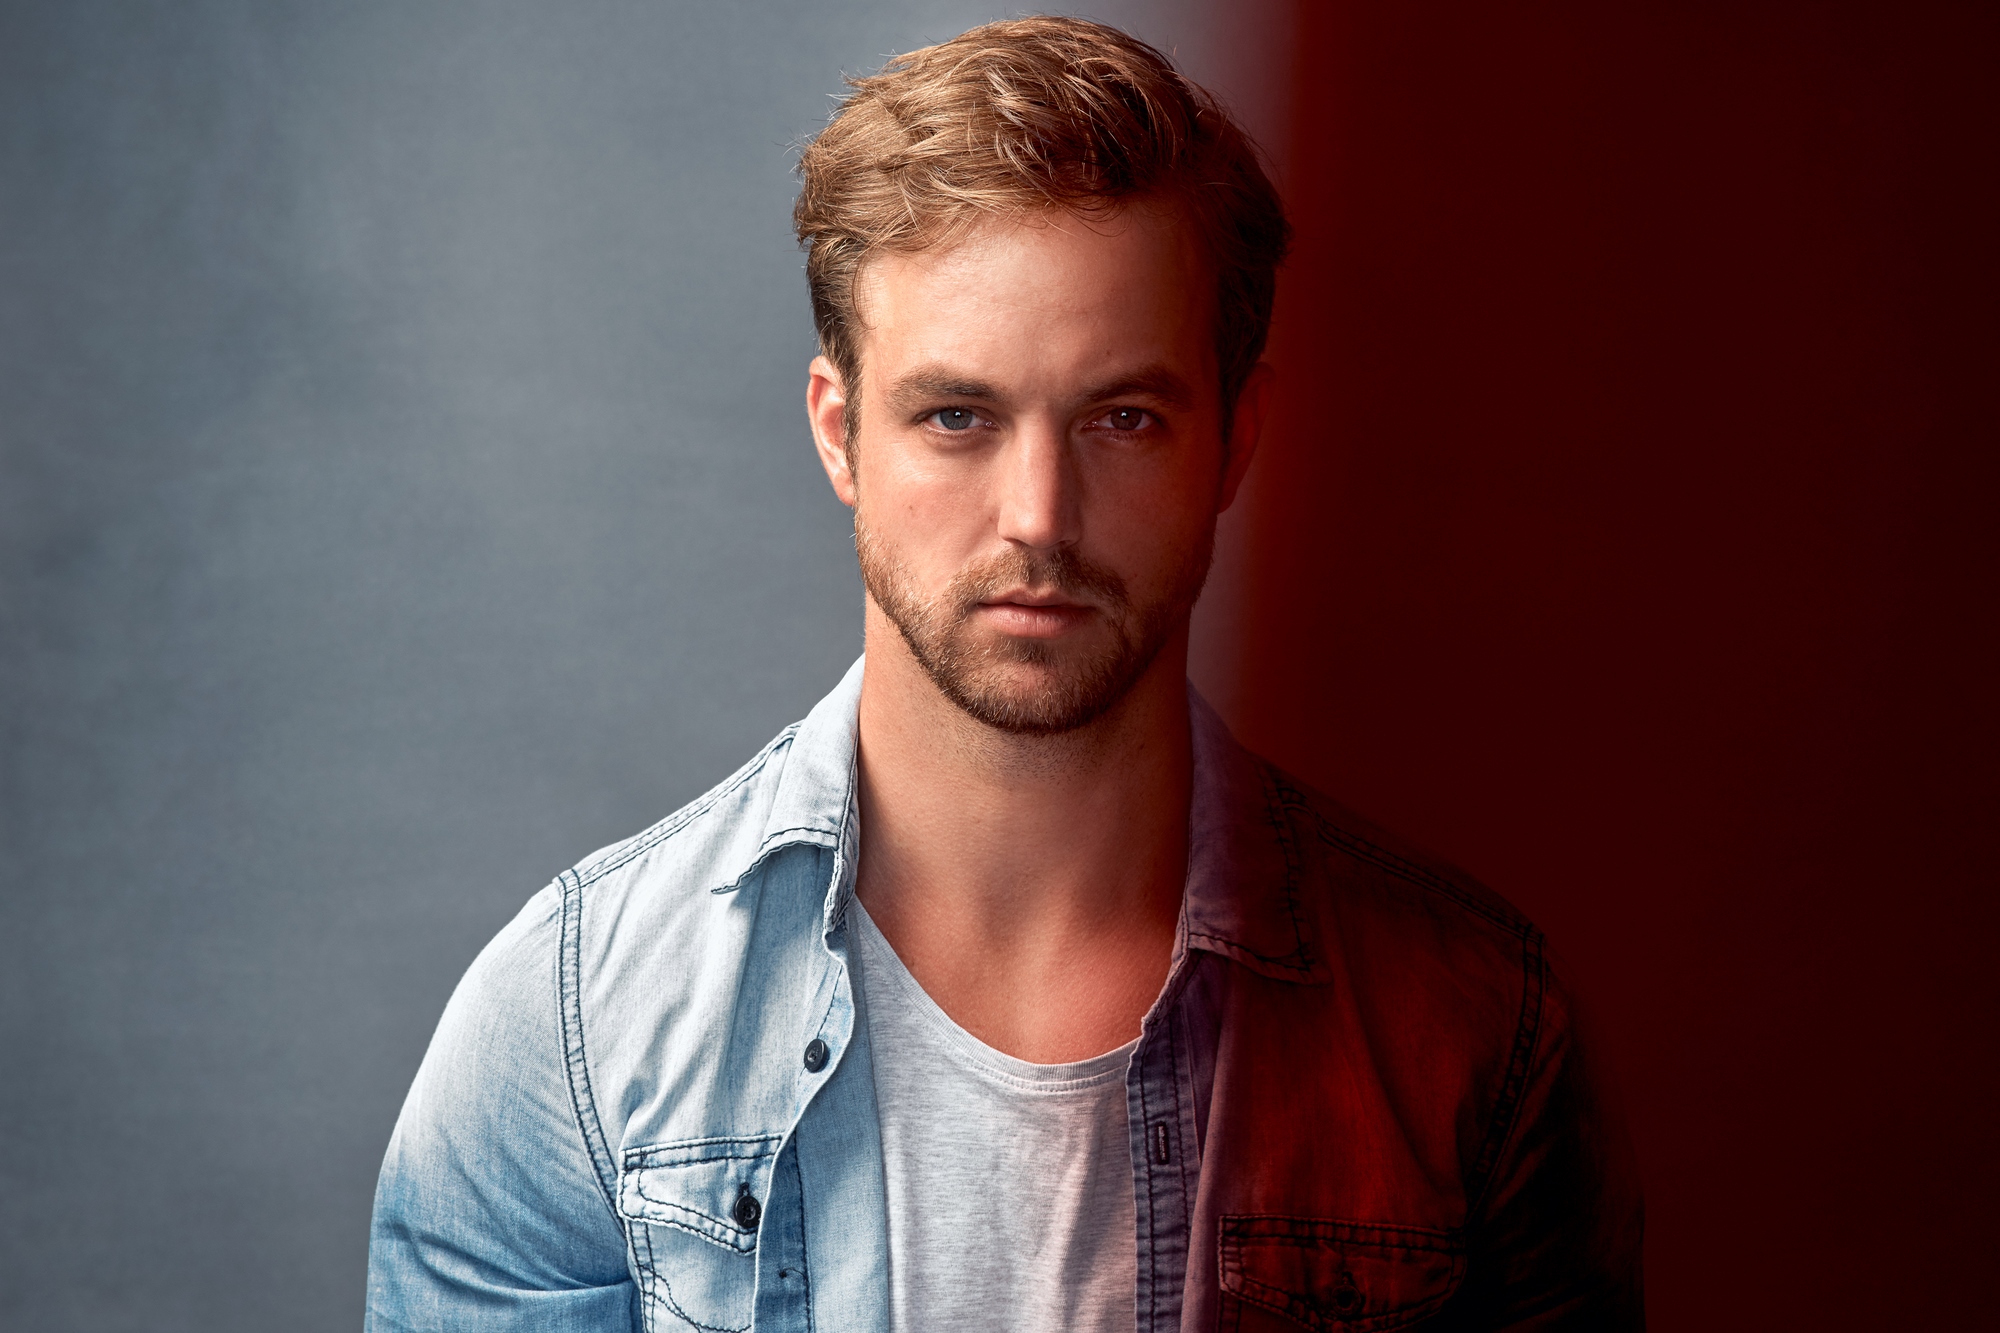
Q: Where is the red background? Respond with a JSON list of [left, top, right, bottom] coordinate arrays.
[[1229, 3, 1997, 1326]]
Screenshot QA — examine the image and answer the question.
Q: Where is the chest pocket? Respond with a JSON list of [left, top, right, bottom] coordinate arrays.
[[1219, 1217, 1465, 1332], [618, 1135, 784, 1333]]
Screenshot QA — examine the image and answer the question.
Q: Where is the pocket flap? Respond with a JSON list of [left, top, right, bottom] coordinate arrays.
[[1220, 1216, 1465, 1331], [618, 1135, 785, 1254]]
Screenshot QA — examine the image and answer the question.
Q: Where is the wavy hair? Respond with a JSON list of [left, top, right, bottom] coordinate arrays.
[[794, 16, 1290, 436]]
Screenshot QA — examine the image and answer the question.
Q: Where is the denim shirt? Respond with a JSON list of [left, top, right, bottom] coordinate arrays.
[[367, 656, 1643, 1332]]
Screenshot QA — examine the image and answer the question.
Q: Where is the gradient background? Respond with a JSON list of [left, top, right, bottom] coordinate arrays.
[[0, 2, 1990, 1329]]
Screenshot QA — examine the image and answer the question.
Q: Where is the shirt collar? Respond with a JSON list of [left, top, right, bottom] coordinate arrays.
[[761, 654, 865, 856], [1184, 689, 1334, 982], [753, 655, 1329, 981]]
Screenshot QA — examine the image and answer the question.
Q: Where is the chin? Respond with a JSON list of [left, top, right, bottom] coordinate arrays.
[[854, 513, 1205, 736], [925, 637, 1154, 736]]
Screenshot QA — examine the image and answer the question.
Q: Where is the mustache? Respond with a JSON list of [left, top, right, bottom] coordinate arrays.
[[945, 546, 1130, 615]]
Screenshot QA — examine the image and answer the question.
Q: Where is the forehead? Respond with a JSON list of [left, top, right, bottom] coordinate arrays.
[[851, 205, 1217, 387]]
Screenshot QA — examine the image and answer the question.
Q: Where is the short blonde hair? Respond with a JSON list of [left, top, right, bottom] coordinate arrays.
[[794, 16, 1290, 429]]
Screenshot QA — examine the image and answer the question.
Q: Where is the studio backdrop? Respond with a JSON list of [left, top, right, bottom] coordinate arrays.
[[2, 2, 1990, 1330], [0, 3, 1283, 1329]]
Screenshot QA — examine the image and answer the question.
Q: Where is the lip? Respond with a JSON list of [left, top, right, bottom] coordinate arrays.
[[972, 590, 1096, 638], [978, 587, 1089, 609]]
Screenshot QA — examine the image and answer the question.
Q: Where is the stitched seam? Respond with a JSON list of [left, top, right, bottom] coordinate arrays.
[[629, 1202, 655, 1333], [653, 1267, 752, 1333], [1225, 1233, 1460, 1254], [1138, 1041, 1163, 1332], [795, 1141, 815, 1333], [639, 1223, 658, 1333], [1172, 1002, 1197, 1213], [574, 728, 798, 887], [1164, 1008, 1190, 1333], [1230, 1269, 1457, 1333], [1135, 952, 1203, 1332], [1220, 1215, 1461, 1244], [1230, 1269, 1455, 1333], [1277, 781, 1529, 938], [1183, 765, 1321, 976], [757, 824, 837, 849], [1316, 826, 1523, 933], [1230, 1273, 1333, 1332], [1467, 929, 1547, 1212], [627, 1133, 787, 1158], [1220, 1225, 1246, 1333], [558, 871, 620, 1218], [1221, 1224, 1467, 1333], [1263, 766, 1315, 967], [630, 1148, 782, 1169], [631, 1177, 762, 1219], [628, 1209, 758, 1255]]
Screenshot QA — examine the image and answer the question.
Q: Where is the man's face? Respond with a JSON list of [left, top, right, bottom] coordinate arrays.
[[809, 204, 1260, 734]]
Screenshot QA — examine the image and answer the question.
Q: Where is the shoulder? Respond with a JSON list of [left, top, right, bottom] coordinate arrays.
[[1270, 765, 1539, 948], [448, 723, 807, 995], [436, 722, 834, 1096], [1257, 767, 1606, 1190], [446, 879, 565, 1019], [572, 723, 805, 901], [1260, 763, 1559, 1058]]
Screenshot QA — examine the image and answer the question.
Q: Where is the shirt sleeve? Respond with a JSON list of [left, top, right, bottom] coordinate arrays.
[[365, 886, 637, 1331], [1463, 948, 1647, 1329]]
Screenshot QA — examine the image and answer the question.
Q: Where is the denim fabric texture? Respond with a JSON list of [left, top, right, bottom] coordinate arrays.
[[366, 656, 1643, 1331]]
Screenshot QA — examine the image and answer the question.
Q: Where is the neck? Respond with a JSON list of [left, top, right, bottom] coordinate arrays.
[[853, 598, 1192, 1062]]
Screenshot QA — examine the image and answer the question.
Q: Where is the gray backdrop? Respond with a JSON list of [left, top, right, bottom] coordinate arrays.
[[0, 1, 1284, 1327]]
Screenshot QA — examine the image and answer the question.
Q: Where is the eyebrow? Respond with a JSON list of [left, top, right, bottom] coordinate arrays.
[[884, 363, 1199, 413], [885, 366, 1002, 409], [1079, 367, 1197, 411]]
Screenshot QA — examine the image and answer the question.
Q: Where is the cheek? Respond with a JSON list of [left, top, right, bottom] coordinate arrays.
[[1081, 455, 1220, 581], [856, 446, 994, 576]]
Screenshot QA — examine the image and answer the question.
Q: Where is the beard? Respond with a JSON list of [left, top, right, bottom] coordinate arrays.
[[854, 513, 1214, 735]]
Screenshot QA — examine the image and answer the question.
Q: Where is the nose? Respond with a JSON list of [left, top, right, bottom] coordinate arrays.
[[992, 418, 1080, 554]]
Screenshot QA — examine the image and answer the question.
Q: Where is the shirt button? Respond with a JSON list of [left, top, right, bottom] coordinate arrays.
[[803, 1038, 830, 1073], [734, 1187, 762, 1230]]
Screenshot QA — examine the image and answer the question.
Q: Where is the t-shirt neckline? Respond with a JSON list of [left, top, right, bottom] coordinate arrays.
[[849, 897, 1138, 1092]]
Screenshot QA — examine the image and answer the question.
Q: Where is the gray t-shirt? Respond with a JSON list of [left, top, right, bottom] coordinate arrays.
[[848, 899, 1139, 1333]]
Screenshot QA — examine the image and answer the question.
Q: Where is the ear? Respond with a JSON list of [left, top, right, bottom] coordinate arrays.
[[1218, 361, 1273, 513], [807, 354, 857, 508]]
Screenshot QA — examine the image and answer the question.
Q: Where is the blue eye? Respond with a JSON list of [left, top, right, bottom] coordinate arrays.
[[931, 409, 979, 432]]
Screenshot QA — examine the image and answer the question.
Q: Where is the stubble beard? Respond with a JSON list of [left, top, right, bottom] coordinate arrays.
[[854, 513, 1214, 735]]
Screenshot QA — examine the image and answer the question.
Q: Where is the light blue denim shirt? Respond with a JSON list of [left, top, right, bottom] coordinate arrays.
[[368, 655, 1646, 1331], [367, 656, 1225, 1332]]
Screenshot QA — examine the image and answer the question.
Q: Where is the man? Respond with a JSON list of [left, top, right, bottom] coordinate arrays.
[[366, 17, 1642, 1332]]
